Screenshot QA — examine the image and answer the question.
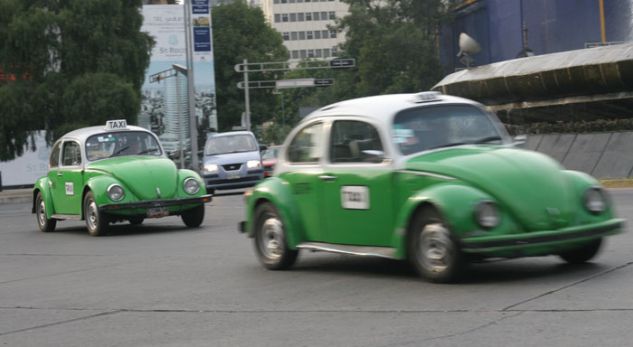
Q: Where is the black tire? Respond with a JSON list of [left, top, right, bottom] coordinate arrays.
[[129, 217, 144, 225], [253, 202, 298, 270], [559, 238, 603, 264], [181, 204, 205, 228], [35, 192, 57, 233], [408, 208, 466, 283], [83, 191, 109, 236]]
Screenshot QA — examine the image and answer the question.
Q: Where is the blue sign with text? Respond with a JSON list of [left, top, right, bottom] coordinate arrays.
[[192, 0, 209, 14], [193, 27, 211, 52]]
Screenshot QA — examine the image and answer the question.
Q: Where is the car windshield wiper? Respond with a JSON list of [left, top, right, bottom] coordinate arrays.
[[472, 135, 502, 144], [429, 142, 468, 150], [137, 148, 160, 155], [112, 146, 129, 157]]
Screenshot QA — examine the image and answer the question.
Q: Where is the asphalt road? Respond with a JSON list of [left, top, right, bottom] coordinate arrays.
[[0, 189, 632, 347]]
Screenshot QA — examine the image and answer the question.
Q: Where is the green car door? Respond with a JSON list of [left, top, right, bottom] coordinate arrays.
[[50, 140, 84, 215], [280, 121, 328, 242], [319, 120, 395, 246]]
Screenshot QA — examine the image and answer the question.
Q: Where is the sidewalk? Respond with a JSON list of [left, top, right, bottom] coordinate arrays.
[[0, 188, 32, 205]]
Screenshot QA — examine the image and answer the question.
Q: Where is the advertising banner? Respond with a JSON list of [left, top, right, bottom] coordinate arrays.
[[140, 4, 217, 161]]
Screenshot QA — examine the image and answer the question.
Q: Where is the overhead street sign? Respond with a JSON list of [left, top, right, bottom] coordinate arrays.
[[314, 78, 334, 86], [276, 78, 317, 89], [329, 58, 356, 68]]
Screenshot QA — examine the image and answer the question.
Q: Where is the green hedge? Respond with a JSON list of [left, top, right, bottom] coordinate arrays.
[[503, 118, 633, 135]]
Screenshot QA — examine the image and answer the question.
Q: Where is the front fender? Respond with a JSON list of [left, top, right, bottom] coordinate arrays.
[[176, 169, 206, 197], [33, 177, 55, 218], [85, 175, 125, 207], [245, 177, 303, 249], [563, 170, 617, 221], [392, 182, 493, 258]]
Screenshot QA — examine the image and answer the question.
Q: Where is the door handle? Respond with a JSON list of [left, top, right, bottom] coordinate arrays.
[[57, 172, 63, 177], [319, 175, 337, 182]]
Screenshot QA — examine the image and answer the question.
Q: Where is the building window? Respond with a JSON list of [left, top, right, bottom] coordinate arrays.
[[299, 31, 306, 40], [282, 13, 288, 22], [315, 49, 322, 57], [306, 31, 313, 39], [330, 30, 337, 38], [290, 13, 296, 22], [323, 48, 330, 57], [313, 12, 320, 20], [307, 49, 315, 58], [322, 30, 329, 39], [291, 32, 298, 40], [274, 14, 281, 22], [298, 0, 304, 2], [329, 11, 336, 20], [274, 0, 279, 3], [300, 50, 307, 58], [292, 50, 299, 59], [305, 12, 312, 21], [282, 32, 290, 41], [321, 11, 327, 20], [281, 0, 287, 3], [289, 0, 296, 3], [332, 47, 338, 56], [298, 12, 304, 21], [314, 30, 321, 39]]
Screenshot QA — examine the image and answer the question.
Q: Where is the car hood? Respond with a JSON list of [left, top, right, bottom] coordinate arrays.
[[88, 156, 178, 200], [203, 151, 260, 165], [405, 146, 575, 231]]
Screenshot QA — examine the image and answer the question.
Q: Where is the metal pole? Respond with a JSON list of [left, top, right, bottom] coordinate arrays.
[[184, 0, 199, 170], [599, 0, 607, 44], [243, 58, 251, 131], [280, 92, 285, 127]]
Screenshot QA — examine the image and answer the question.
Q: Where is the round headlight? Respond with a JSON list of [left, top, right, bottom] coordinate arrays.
[[183, 177, 201, 195], [475, 201, 500, 229], [107, 184, 125, 201], [584, 187, 606, 214], [246, 160, 261, 169]]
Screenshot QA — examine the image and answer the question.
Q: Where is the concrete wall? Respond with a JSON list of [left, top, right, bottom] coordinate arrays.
[[530, 132, 633, 179]]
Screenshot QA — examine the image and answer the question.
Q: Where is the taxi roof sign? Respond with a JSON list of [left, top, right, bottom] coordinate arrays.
[[412, 91, 442, 103], [105, 119, 128, 131]]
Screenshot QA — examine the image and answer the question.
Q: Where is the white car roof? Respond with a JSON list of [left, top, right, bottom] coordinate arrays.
[[209, 131, 255, 138], [59, 125, 153, 143], [302, 92, 482, 127]]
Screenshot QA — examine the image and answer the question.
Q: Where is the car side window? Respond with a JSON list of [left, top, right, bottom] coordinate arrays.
[[329, 120, 384, 163], [61, 141, 82, 166], [49, 141, 61, 168], [287, 122, 323, 163]]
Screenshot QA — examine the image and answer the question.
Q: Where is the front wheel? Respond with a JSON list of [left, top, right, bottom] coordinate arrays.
[[408, 209, 465, 283], [559, 238, 603, 264], [83, 191, 109, 236], [129, 217, 144, 225], [253, 202, 298, 270], [181, 205, 205, 228], [35, 192, 56, 233]]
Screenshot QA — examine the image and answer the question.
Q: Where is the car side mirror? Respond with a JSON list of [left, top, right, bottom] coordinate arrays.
[[260, 145, 268, 152], [513, 135, 527, 148]]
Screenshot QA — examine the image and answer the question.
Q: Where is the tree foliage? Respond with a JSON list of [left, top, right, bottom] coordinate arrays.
[[0, 0, 153, 161], [212, 0, 287, 131], [282, 0, 448, 124]]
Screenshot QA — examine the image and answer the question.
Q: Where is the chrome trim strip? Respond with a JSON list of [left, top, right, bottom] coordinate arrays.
[[51, 214, 82, 221], [397, 170, 456, 180], [297, 242, 397, 259]]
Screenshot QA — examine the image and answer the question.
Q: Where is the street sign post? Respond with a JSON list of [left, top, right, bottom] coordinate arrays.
[[329, 58, 356, 68], [314, 78, 334, 86]]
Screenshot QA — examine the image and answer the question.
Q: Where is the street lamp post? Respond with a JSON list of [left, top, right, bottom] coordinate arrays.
[[183, 0, 199, 170]]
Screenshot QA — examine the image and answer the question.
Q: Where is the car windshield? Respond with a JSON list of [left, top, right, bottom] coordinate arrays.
[[393, 105, 509, 156], [205, 134, 258, 155], [85, 131, 162, 161], [262, 147, 279, 160]]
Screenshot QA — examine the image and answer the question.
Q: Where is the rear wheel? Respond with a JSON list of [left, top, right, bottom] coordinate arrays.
[[83, 191, 109, 236], [254, 202, 298, 270], [181, 205, 204, 228], [559, 238, 602, 264], [35, 192, 56, 233], [408, 208, 465, 283]]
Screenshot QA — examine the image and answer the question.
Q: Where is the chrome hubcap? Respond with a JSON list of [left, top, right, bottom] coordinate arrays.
[[419, 223, 453, 273], [260, 217, 283, 260], [37, 200, 46, 227], [86, 200, 98, 231]]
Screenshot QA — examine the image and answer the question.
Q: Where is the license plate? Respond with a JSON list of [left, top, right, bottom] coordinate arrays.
[[147, 207, 169, 218], [227, 172, 240, 180]]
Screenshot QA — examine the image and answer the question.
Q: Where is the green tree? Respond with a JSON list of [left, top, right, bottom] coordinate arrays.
[[212, 0, 287, 131], [0, 0, 153, 161]]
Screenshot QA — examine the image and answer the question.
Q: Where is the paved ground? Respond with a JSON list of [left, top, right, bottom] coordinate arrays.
[[0, 189, 631, 346]]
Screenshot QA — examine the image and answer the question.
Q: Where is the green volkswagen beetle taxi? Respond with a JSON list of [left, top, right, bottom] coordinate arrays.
[[33, 120, 211, 236], [241, 92, 624, 282]]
